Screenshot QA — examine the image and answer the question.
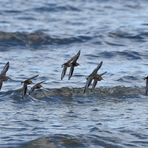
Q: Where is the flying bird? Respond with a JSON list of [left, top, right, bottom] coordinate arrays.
[[61, 50, 80, 80], [0, 62, 10, 90], [29, 81, 44, 94], [21, 75, 39, 97], [83, 61, 105, 93]]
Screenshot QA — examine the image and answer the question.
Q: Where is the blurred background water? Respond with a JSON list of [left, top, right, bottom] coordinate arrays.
[[0, 0, 148, 147]]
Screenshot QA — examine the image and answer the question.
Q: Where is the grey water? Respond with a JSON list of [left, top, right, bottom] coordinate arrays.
[[0, 0, 148, 147]]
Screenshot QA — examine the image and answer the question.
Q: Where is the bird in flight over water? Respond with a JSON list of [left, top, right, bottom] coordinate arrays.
[[61, 50, 80, 80], [0, 62, 10, 90], [21, 75, 39, 97], [84, 61, 106, 93], [29, 81, 44, 94]]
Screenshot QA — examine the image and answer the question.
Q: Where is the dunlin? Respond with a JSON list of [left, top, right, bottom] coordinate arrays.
[[83, 61, 104, 93], [29, 81, 44, 94], [21, 75, 39, 97], [61, 50, 80, 80]]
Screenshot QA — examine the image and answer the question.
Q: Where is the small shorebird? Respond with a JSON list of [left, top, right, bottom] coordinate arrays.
[[0, 62, 9, 90], [144, 76, 148, 95], [84, 61, 106, 93], [84, 61, 103, 93], [21, 75, 39, 97], [29, 81, 44, 94], [61, 50, 80, 80]]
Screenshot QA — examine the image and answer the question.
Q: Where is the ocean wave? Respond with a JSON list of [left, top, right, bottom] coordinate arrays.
[[85, 50, 142, 60], [9, 86, 145, 100], [0, 31, 92, 47], [104, 40, 125, 46], [99, 50, 141, 60], [19, 134, 86, 148], [108, 31, 144, 41], [18, 133, 143, 148], [32, 4, 81, 13], [0, 30, 147, 48]]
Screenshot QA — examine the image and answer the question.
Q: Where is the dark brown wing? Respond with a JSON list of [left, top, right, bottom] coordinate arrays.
[[83, 77, 93, 93], [65, 50, 81, 64], [22, 83, 28, 97], [29, 81, 44, 94], [0, 80, 3, 90], [27, 75, 39, 81], [61, 65, 67, 80], [92, 79, 98, 90], [71, 50, 81, 63], [68, 50, 80, 80], [68, 65, 74, 80], [35, 81, 44, 86], [90, 61, 103, 76], [1, 62, 9, 76], [100, 71, 107, 76], [33, 81, 44, 88], [37, 81, 45, 84], [21, 75, 38, 84]]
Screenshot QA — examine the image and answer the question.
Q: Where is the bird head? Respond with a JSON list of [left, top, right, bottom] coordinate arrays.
[[27, 80, 33, 84]]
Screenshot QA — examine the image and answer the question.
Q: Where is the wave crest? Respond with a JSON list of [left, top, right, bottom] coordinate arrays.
[[11, 86, 145, 100], [0, 31, 92, 47]]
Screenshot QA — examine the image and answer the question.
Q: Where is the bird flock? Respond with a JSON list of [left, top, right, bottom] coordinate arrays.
[[0, 50, 148, 98]]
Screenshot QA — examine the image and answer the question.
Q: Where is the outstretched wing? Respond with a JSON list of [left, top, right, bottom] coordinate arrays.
[[37, 81, 45, 85], [100, 71, 107, 76], [61, 65, 67, 80], [22, 83, 28, 97], [29, 81, 44, 94], [92, 79, 98, 90], [0, 80, 3, 90], [21, 75, 39, 84], [1, 62, 9, 76], [68, 65, 74, 80], [68, 50, 80, 80], [90, 61, 103, 76], [27, 75, 39, 80], [66, 50, 81, 64], [83, 77, 93, 93], [83, 61, 102, 93], [33, 81, 44, 88], [72, 50, 81, 63]]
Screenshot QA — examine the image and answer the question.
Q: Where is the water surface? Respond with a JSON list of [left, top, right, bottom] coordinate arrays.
[[0, 0, 148, 147]]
